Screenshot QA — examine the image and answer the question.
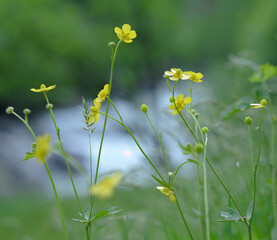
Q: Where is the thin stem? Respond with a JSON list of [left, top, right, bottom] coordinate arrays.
[[89, 133, 93, 204], [99, 111, 166, 183], [248, 225, 252, 240], [43, 92, 84, 217], [44, 161, 69, 240], [249, 108, 264, 238], [272, 120, 277, 238], [175, 197, 194, 240], [248, 125, 254, 167], [189, 80, 193, 127], [89, 40, 122, 228], [145, 112, 170, 172], [229, 196, 232, 240], [12, 112, 37, 142], [203, 133, 210, 240], [196, 163, 203, 240]]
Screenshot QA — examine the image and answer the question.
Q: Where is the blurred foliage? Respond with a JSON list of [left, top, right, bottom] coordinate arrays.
[[0, 0, 277, 109]]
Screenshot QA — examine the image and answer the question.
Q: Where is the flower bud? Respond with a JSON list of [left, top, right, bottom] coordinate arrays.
[[194, 113, 200, 118], [244, 116, 252, 125], [6, 106, 14, 114], [23, 108, 31, 115], [46, 103, 53, 110], [108, 42, 115, 47], [141, 104, 148, 113], [261, 99, 267, 106], [169, 96, 175, 103], [194, 143, 204, 153], [164, 74, 170, 80], [190, 109, 196, 114], [202, 127, 209, 133], [32, 142, 37, 149], [168, 172, 174, 177]]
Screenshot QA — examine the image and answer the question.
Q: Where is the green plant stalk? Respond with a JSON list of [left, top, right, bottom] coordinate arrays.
[[89, 133, 93, 207], [99, 111, 166, 183], [248, 125, 254, 169], [189, 80, 193, 128], [44, 161, 69, 240], [12, 112, 37, 142], [272, 120, 277, 238], [145, 112, 170, 172], [169, 83, 244, 216], [229, 196, 232, 240], [197, 164, 204, 240], [175, 197, 194, 240], [43, 92, 84, 218], [248, 108, 264, 239], [203, 133, 210, 240], [88, 40, 122, 237]]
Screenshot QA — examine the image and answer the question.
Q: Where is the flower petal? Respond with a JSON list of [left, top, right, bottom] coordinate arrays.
[[123, 39, 133, 43], [114, 27, 122, 34], [128, 30, 137, 39], [122, 24, 131, 32], [183, 96, 192, 105], [164, 71, 173, 76]]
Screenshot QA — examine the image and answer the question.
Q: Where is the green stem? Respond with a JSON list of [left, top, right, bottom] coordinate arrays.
[[203, 133, 210, 240], [89, 40, 122, 229], [272, 120, 277, 238], [189, 80, 193, 127], [44, 161, 69, 240], [99, 111, 166, 183], [197, 163, 203, 240], [12, 112, 37, 142], [43, 92, 84, 218], [175, 197, 194, 240], [145, 112, 170, 172], [248, 225, 252, 240], [249, 108, 264, 238], [89, 133, 93, 205], [229, 196, 232, 240], [248, 125, 254, 168]]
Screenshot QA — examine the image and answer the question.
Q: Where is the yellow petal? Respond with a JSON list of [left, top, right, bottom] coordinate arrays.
[[169, 76, 179, 81], [183, 96, 192, 105], [94, 113, 100, 123], [123, 38, 133, 43], [88, 114, 93, 124], [128, 30, 137, 39], [181, 73, 191, 80], [169, 192, 176, 202], [122, 24, 131, 32], [114, 27, 122, 34], [250, 104, 263, 108]]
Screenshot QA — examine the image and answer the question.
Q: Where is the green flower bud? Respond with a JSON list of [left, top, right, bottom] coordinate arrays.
[[32, 142, 37, 149], [141, 104, 148, 113], [6, 106, 14, 114], [23, 108, 31, 115], [169, 96, 175, 103], [194, 113, 200, 118], [261, 99, 267, 106], [194, 143, 204, 153], [244, 116, 252, 125], [108, 42, 115, 47], [164, 74, 170, 80], [190, 109, 196, 114], [202, 127, 209, 133], [46, 103, 53, 110], [168, 172, 174, 177]]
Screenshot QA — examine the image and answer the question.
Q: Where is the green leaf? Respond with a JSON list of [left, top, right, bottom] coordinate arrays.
[[93, 206, 121, 221], [179, 142, 194, 154], [187, 159, 202, 165], [220, 208, 242, 223], [22, 151, 35, 161], [246, 201, 253, 221], [220, 96, 254, 121], [249, 63, 277, 83], [151, 175, 169, 188]]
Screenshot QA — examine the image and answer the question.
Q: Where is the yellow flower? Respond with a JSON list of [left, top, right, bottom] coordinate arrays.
[[250, 99, 267, 108], [30, 84, 56, 92], [170, 94, 191, 114], [184, 71, 203, 83], [164, 68, 190, 81], [97, 84, 109, 102], [114, 24, 137, 43], [88, 98, 101, 124], [156, 186, 176, 202], [91, 172, 123, 199], [34, 134, 51, 163]]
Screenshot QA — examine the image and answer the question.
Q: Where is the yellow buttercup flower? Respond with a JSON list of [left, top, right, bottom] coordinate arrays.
[[156, 186, 176, 202], [91, 172, 123, 199], [170, 94, 191, 114], [184, 71, 203, 83], [30, 84, 56, 92], [164, 68, 190, 81], [97, 84, 110, 102], [34, 134, 51, 163], [114, 24, 137, 43], [250, 99, 267, 108], [88, 98, 101, 124]]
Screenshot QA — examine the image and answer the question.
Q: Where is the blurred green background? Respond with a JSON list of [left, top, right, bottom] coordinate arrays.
[[1, 0, 277, 239], [1, 0, 277, 109]]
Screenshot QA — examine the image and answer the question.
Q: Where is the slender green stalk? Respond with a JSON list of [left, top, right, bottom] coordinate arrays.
[[203, 133, 210, 240], [175, 197, 194, 240], [248, 125, 254, 167], [248, 108, 264, 238], [99, 111, 166, 183], [272, 120, 277, 238], [44, 161, 69, 240], [12, 112, 37, 142], [89, 133, 93, 204], [197, 164, 203, 240], [145, 112, 170, 172], [229, 196, 232, 240], [43, 92, 84, 218], [189, 80, 193, 127]]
